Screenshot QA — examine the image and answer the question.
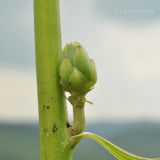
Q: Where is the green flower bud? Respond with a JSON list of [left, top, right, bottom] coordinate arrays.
[[90, 59, 97, 84], [59, 41, 97, 95], [73, 46, 92, 80], [59, 58, 73, 91], [69, 68, 88, 92]]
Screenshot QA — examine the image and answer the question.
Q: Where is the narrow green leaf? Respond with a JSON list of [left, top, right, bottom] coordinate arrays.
[[71, 132, 160, 160]]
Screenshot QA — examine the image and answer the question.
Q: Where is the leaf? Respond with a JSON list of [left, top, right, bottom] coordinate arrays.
[[71, 132, 160, 160]]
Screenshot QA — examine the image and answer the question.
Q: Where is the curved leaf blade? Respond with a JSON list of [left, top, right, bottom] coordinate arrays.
[[71, 132, 160, 160]]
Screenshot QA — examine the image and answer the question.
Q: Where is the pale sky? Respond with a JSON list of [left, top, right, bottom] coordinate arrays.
[[0, 0, 160, 123]]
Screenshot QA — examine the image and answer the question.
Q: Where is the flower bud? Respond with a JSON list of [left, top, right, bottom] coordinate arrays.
[[59, 58, 73, 91], [59, 42, 97, 95]]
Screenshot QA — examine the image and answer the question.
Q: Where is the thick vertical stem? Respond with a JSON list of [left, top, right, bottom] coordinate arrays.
[[34, 0, 72, 159]]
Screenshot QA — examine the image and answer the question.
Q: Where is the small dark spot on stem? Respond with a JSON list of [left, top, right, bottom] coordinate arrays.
[[66, 122, 71, 128], [46, 105, 50, 109], [52, 124, 58, 133]]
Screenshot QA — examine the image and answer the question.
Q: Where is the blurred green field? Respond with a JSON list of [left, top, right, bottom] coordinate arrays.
[[0, 122, 160, 160]]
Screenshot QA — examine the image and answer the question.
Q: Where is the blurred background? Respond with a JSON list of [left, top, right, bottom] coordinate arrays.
[[0, 0, 160, 159]]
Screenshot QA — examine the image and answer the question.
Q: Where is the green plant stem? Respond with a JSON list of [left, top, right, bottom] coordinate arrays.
[[68, 95, 86, 147], [72, 102, 85, 134], [34, 0, 72, 159], [69, 95, 85, 136]]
